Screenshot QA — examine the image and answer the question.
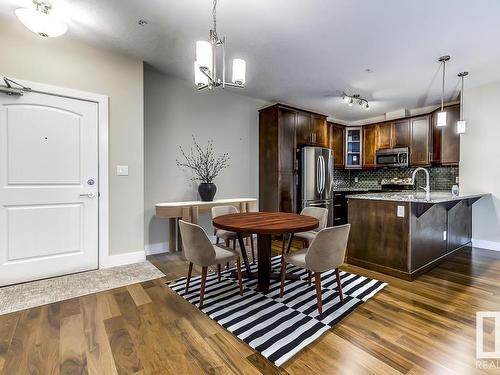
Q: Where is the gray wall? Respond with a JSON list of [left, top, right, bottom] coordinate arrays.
[[144, 68, 268, 253], [0, 19, 144, 257], [460, 80, 500, 250]]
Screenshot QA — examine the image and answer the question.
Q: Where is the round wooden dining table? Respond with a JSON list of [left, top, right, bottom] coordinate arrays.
[[212, 212, 319, 293]]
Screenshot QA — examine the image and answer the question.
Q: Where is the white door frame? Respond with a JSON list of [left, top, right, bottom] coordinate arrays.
[[7, 78, 110, 269]]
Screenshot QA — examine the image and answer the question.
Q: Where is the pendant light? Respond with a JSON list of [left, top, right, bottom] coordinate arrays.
[[194, 0, 246, 91], [437, 55, 450, 127], [15, 0, 67, 38], [457, 72, 469, 134]]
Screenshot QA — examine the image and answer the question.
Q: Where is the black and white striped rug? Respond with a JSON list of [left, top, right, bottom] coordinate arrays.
[[168, 256, 386, 367]]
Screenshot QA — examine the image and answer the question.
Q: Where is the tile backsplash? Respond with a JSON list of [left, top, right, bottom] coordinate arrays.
[[333, 166, 459, 191]]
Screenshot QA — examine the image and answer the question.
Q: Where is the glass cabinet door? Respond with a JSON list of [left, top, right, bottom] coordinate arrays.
[[345, 128, 362, 168]]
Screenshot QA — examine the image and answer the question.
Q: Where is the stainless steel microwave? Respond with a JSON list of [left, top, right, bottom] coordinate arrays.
[[376, 147, 409, 167]]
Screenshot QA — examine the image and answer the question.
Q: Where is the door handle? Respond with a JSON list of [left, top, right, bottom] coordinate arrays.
[[79, 192, 96, 198]]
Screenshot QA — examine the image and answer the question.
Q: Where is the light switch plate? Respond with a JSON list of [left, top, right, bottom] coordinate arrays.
[[455, 176, 460, 184], [397, 205, 405, 217], [117, 165, 129, 176]]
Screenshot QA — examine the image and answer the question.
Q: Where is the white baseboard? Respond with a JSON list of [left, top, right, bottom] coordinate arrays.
[[100, 250, 146, 269], [145, 243, 167, 256], [472, 239, 500, 252]]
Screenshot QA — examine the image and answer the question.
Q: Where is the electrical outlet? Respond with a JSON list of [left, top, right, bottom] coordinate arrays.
[[397, 205, 405, 217], [455, 176, 460, 184], [354, 177, 359, 183]]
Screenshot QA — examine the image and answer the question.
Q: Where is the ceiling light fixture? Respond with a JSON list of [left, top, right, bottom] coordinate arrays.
[[194, 0, 246, 91], [437, 55, 450, 127], [15, 0, 67, 38], [341, 92, 370, 110], [457, 71, 469, 134]]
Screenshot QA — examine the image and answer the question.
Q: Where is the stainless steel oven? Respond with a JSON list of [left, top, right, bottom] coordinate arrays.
[[376, 147, 409, 167]]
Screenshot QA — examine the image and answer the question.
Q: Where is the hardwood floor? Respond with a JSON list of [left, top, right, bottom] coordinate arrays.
[[1, 244, 500, 374]]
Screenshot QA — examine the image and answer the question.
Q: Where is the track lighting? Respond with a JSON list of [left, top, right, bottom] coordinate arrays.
[[341, 92, 370, 111]]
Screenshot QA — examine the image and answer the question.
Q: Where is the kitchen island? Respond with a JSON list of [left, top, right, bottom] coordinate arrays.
[[346, 191, 488, 280]]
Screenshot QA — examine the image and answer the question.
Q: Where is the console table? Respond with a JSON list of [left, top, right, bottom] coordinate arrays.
[[155, 198, 257, 252]]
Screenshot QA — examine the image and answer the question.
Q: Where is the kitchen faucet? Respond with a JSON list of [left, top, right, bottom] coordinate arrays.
[[411, 167, 430, 194]]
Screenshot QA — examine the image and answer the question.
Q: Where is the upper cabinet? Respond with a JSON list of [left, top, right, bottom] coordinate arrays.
[[296, 112, 328, 147], [410, 115, 431, 166], [363, 125, 377, 168], [392, 119, 410, 148], [328, 122, 345, 169], [345, 128, 362, 169], [376, 122, 392, 150], [432, 105, 460, 165]]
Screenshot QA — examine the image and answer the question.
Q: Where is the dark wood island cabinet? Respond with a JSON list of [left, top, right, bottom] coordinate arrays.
[[346, 192, 487, 280]]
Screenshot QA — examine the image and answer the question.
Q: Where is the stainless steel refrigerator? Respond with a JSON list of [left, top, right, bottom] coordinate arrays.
[[298, 146, 334, 226]]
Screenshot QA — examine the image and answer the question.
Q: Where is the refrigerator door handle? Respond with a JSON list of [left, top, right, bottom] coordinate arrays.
[[316, 156, 321, 194], [319, 155, 326, 194]]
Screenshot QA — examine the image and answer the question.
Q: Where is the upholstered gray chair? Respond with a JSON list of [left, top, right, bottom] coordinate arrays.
[[179, 220, 243, 308], [212, 205, 255, 263], [280, 224, 351, 314], [282, 206, 328, 255]]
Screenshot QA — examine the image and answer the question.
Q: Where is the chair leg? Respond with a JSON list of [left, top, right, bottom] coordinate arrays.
[[225, 239, 230, 247], [217, 264, 221, 282], [199, 266, 208, 309], [236, 257, 243, 296], [335, 268, 344, 303], [279, 259, 287, 298], [281, 234, 287, 257], [185, 262, 193, 293], [250, 236, 256, 264], [226, 262, 230, 270], [315, 272, 323, 314], [232, 239, 236, 250], [216, 237, 220, 244], [307, 270, 312, 286]]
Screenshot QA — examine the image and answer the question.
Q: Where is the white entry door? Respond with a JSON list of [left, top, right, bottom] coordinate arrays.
[[0, 91, 99, 286]]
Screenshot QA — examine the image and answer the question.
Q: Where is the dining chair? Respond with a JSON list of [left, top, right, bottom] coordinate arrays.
[[179, 220, 243, 308], [212, 205, 256, 264], [279, 224, 351, 314], [281, 206, 329, 256]]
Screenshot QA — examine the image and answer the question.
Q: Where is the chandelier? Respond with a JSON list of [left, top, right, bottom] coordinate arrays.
[[341, 92, 370, 110], [194, 0, 246, 90]]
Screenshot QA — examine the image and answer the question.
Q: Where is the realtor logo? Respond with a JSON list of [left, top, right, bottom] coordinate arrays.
[[476, 312, 500, 359]]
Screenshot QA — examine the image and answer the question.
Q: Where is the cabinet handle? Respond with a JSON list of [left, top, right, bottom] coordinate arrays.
[[294, 159, 298, 170]]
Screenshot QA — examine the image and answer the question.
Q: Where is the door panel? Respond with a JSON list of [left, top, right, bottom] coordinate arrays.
[[7, 106, 81, 185], [6, 204, 83, 261], [0, 92, 99, 286]]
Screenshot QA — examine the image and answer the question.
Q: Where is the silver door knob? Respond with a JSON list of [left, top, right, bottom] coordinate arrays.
[[79, 192, 95, 198]]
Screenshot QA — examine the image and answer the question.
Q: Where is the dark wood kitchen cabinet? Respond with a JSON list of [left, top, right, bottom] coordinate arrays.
[[259, 105, 297, 213], [259, 104, 329, 213], [432, 105, 460, 165], [296, 112, 328, 147], [328, 122, 345, 168], [363, 125, 377, 168], [392, 119, 410, 148], [376, 122, 392, 150], [410, 115, 431, 166]]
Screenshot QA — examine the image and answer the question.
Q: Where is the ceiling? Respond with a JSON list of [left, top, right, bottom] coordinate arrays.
[[2, 0, 500, 121]]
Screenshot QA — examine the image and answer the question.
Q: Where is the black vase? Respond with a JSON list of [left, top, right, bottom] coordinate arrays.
[[198, 183, 217, 201]]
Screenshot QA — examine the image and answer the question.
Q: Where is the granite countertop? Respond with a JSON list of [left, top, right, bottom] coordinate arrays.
[[346, 191, 490, 203]]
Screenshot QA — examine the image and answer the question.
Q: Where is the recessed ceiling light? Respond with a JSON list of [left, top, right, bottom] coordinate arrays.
[[365, 68, 372, 73], [138, 19, 149, 26]]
